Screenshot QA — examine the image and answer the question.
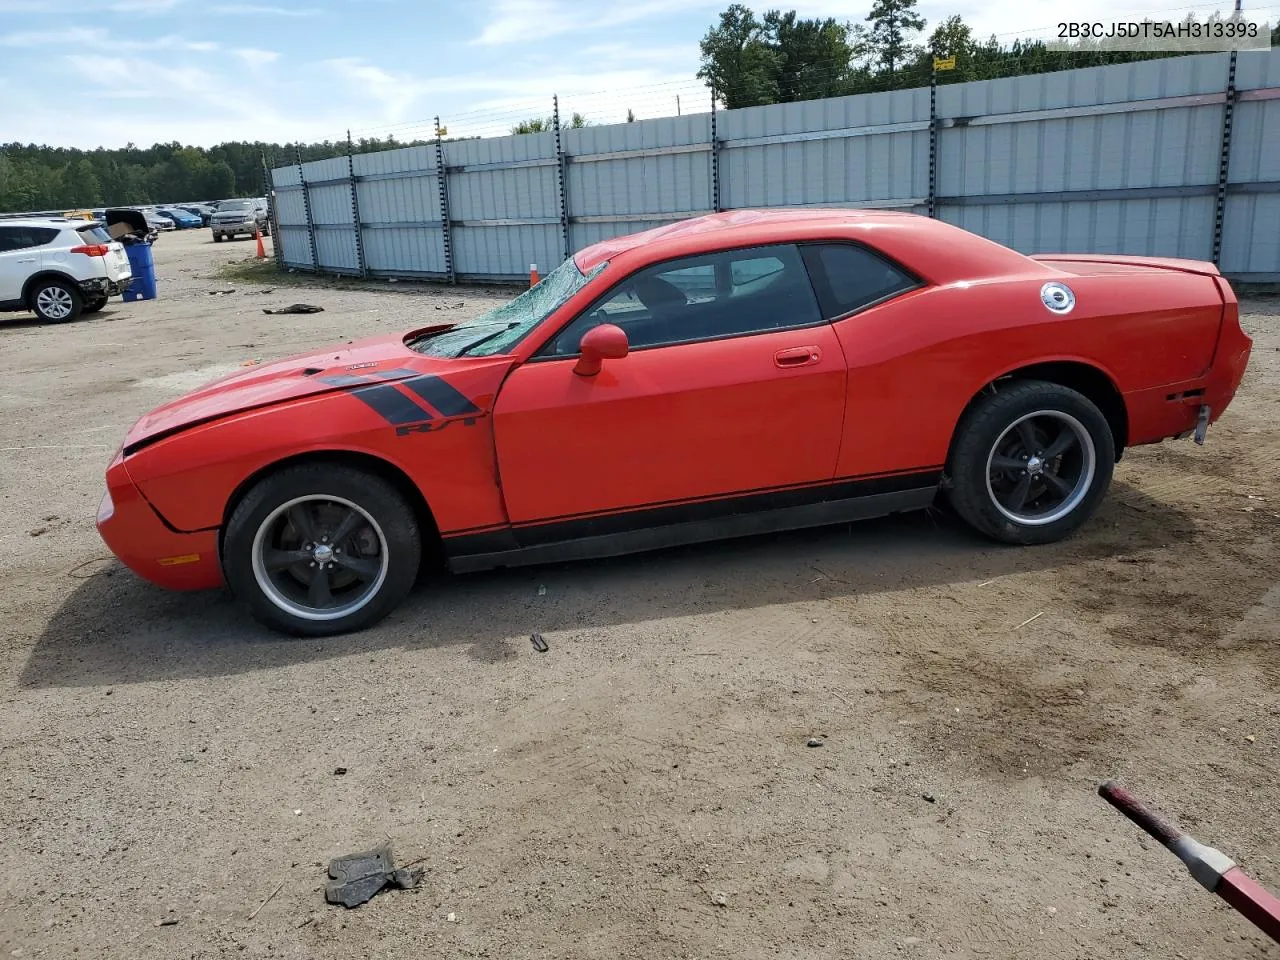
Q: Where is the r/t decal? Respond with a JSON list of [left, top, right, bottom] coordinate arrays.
[[395, 417, 479, 437]]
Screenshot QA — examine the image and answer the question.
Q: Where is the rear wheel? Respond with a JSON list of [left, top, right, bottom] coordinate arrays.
[[83, 296, 109, 314], [223, 465, 422, 636], [29, 279, 82, 323], [946, 380, 1115, 545]]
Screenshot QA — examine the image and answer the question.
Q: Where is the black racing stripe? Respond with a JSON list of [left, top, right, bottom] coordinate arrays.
[[350, 383, 433, 424], [401, 375, 481, 417]]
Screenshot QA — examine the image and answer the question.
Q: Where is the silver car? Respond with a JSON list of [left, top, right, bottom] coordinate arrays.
[[211, 199, 270, 241]]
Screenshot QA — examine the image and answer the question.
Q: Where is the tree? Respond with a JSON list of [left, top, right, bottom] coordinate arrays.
[[927, 14, 974, 61], [626, 109, 636, 123], [865, 0, 926, 86], [61, 158, 101, 207], [510, 113, 588, 135], [697, 4, 779, 108], [763, 10, 859, 102]]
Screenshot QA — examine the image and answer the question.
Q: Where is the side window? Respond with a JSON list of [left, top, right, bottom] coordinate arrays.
[[801, 243, 919, 320], [0, 227, 57, 252], [543, 243, 822, 355]]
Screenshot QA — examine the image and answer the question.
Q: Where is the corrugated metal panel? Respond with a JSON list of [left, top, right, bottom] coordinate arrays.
[[564, 116, 713, 221], [452, 224, 562, 278], [270, 51, 1279, 281], [719, 87, 929, 209]]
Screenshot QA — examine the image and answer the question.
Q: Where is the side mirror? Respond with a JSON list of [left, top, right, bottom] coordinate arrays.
[[573, 323, 629, 377]]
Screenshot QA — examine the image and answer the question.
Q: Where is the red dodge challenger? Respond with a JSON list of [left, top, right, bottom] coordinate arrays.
[[97, 209, 1252, 635]]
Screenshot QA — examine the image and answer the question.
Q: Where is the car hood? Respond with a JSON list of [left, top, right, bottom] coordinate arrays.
[[123, 329, 450, 452]]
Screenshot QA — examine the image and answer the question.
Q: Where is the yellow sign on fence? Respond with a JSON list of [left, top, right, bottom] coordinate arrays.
[[933, 55, 957, 71]]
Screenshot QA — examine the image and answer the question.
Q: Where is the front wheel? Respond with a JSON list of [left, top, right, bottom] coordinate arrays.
[[946, 380, 1115, 545], [223, 465, 422, 635]]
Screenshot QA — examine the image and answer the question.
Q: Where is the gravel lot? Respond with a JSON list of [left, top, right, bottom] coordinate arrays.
[[1, 229, 1277, 959]]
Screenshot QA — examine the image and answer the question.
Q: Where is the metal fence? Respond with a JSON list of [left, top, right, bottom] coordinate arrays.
[[271, 50, 1280, 284]]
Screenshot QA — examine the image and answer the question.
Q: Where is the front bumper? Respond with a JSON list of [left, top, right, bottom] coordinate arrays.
[[212, 221, 257, 235], [96, 452, 223, 591]]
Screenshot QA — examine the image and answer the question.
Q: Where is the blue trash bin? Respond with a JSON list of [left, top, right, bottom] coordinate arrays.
[[122, 242, 157, 301]]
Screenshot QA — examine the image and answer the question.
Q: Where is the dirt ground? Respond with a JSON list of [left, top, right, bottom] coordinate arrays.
[[0, 229, 1276, 959]]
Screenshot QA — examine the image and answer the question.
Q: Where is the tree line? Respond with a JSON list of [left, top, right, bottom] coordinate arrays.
[[698, 2, 1280, 108], [0, 137, 424, 214]]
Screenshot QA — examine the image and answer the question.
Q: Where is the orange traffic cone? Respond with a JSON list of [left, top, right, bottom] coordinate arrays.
[[529, 263, 539, 287], [255, 228, 266, 259]]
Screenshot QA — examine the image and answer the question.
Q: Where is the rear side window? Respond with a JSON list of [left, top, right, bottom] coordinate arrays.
[[801, 243, 919, 320], [0, 226, 59, 252], [77, 225, 112, 243]]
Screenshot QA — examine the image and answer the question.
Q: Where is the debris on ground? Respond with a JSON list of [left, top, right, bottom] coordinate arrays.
[[806, 737, 825, 748], [207, 288, 236, 295], [710, 891, 729, 907], [325, 844, 423, 908], [333, 767, 348, 775], [248, 878, 286, 920], [536, 584, 546, 596], [922, 793, 937, 803], [530, 633, 549, 653], [263, 303, 325, 315], [28, 527, 48, 537]]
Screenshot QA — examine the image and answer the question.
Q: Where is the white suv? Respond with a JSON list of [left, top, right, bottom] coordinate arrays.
[[0, 219, 133, 323]]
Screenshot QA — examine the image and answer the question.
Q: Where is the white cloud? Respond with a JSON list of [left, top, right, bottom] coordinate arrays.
[[109, 0, 186, 11], [0, 27, 106, 46], [210, 4, 320, 14], [235, 47, 282, 64], [474, 0, 723, 45], [322, 57, 431, 122]]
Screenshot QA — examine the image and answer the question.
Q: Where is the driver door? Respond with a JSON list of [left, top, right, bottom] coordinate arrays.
[[492, 243, 848, 531]]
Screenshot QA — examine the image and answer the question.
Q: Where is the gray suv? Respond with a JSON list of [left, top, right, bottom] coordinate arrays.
[[210, 199, 270, 241]]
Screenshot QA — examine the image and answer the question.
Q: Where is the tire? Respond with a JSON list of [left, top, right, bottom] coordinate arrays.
[[29, 278, 83, 323], [83, 296, 109, 314], [946, 380, 1115, 545], [223, 464, 422, 636], [213, 233, 224, 243]]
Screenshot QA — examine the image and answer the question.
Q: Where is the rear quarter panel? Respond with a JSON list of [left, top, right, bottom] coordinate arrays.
[[831, 271, 1223, 477], [125, 361, 514, 535]]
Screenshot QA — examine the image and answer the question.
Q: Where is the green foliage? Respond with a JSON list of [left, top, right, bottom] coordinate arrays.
[[697, 4, 779, 108], [699, 4, 1217, 105], [0, 135, 427, 214], [510, 113, 589, 135], [866, 0, 926, 83]]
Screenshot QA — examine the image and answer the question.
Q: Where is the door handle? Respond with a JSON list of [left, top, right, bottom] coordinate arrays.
[[16, 258, 37, 263], [774, 346, 821, 368]]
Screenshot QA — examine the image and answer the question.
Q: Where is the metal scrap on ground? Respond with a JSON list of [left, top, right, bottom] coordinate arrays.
[[325, 844, 423, 908], [263, 304, 325, 315]]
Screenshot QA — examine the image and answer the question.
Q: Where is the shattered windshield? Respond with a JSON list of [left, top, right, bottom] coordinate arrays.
[[408, 257, 606, 358]]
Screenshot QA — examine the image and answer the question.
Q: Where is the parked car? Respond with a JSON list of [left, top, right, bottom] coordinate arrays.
[[155, 207, 202, 229], [95, 209, 1253, 636], [0, 218, 131, 322], [210, 198, 269, 241], [178, 204, 215, 226], [133, 208, 174, 232]]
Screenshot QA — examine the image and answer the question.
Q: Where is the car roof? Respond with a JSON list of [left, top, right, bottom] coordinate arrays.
[[0, 217, 89, 228], [572, 208, 1044, 285]]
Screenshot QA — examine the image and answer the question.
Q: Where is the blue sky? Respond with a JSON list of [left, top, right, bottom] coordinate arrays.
[[0, 0, 1221, 148]]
